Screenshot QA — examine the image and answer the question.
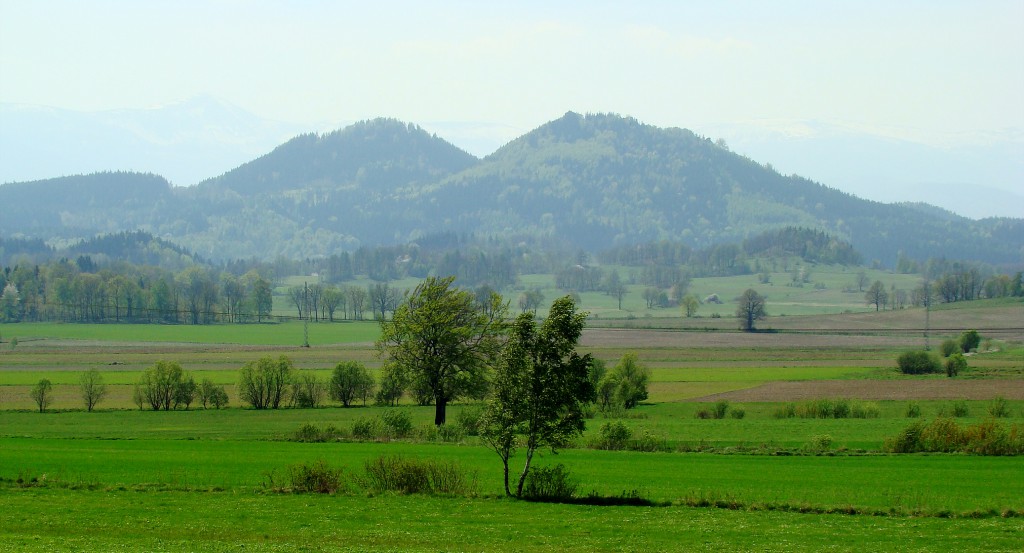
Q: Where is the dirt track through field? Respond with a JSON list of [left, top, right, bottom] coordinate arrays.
[[695, 379, 1024, 402]]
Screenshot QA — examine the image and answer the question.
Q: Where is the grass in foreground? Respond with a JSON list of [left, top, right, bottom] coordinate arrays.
[[1, 486, 1021, 553]]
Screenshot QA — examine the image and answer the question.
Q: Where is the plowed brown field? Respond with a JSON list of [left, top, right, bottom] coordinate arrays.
[[695, 378, 1024, 402]]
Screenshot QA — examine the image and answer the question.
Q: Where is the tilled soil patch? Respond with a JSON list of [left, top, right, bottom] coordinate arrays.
[[694, 378, 1024, 402], [581, 328, 923, 349]]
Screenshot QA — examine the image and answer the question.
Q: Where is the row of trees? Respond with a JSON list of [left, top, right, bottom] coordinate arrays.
[[0, 260, 274, 324]]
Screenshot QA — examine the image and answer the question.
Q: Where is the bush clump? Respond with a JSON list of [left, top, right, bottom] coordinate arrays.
[[362, 455, 477, 496], [959, 330, 981, 353], [940, 339, 959, 358], [989, 397, 1011, 418], [351, 417, 382, 440], [521, 464, 578, 501], [594, 420, 632, 450], [292, 423, 345, 443], [850, 401, 881, 419], [952, 400, 970, 418], [896, 351, 941, 375], [884, 418, 1024, 455], [696, 400, 731, 419], [774, 399, 878, 419], [381, 409, 414, 438], [436, 424, 465, 443], [772, 403, 797, 419], [905, 402, 922, 418], [454, 407, 482, 436], [805, 434, 833, 454], [945, 353, 967, 377], [264, 460, 348, 494]]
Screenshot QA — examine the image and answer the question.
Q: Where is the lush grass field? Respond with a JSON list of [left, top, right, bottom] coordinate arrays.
[[2, 435, 1022, 514], [1, 305, 1022, 551], [4, 488, 1019, 553]]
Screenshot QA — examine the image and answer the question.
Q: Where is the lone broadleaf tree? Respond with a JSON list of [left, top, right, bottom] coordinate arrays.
[[377, 276, 507, 425], [736, 288, 767, 332], [80, 368, 107, 412], [480, 296, 595, 497]]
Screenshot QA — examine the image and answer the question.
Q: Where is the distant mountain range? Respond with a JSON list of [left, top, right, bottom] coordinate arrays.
[[1, 113, 1021, 267], [0, 96, 306, 186], [4, 97, 1021, 220]]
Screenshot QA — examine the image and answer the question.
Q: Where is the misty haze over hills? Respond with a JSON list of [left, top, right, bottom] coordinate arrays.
[[1, 97, 1021, 220]]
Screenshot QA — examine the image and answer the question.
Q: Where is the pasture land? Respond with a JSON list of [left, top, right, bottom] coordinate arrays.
[[0, 305, 1022, 551]]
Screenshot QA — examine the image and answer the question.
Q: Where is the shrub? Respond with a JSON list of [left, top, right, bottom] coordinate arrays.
[[805, 434, 833, 453], [381, 409, 414, 438], [959, 330, 981, 353], [454, 407, 482, 436], [952, 400, 970, 418], [905, 402, 922, 418], [522, 464, 577, 501], [362, 456, 477, 496], [351, 417, 381, 440], [885, 418, 1024, 455], [945, 353, 967, 377], [884, 420, 927, 453], [436, 424, 465, 443], [595, 420, 631, 450], [629, 429, 669, 452], [919, 417, 965, 452], [896, 351, 941, 375], [713, 400, 730, 419], [850, 401, 881, 419], [292, 423, 345, 443], [796, 398, 850, 419], [940, 339, 959, 357], [729, 408, 746, 419], [772, 403, 797, 419], [287, 460, 347, 494], [989, 397, 1010, 418]]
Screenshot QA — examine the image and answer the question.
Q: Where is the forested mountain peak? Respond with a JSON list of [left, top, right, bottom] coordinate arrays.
[[196, 117, 478, 196]]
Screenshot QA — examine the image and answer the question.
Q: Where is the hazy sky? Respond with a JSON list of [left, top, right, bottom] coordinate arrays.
[[2, 0, 1022, 147]]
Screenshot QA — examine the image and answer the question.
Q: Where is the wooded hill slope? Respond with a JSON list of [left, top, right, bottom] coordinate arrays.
[[2, 113, 1020, 266]]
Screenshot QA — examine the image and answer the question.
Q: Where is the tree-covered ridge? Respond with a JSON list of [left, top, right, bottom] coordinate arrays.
[[196, 118, 479, 195], [0, 113, 1021, 266], [0, 171, 174, 238]]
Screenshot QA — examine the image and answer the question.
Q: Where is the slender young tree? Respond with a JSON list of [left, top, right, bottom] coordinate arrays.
[[80, 368, 107, 412], [480, 296, 595, 497], [30, 378, 53, 413]]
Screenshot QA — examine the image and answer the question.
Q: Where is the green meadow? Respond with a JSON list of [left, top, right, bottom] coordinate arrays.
[[0, 302, 1022, 551]]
